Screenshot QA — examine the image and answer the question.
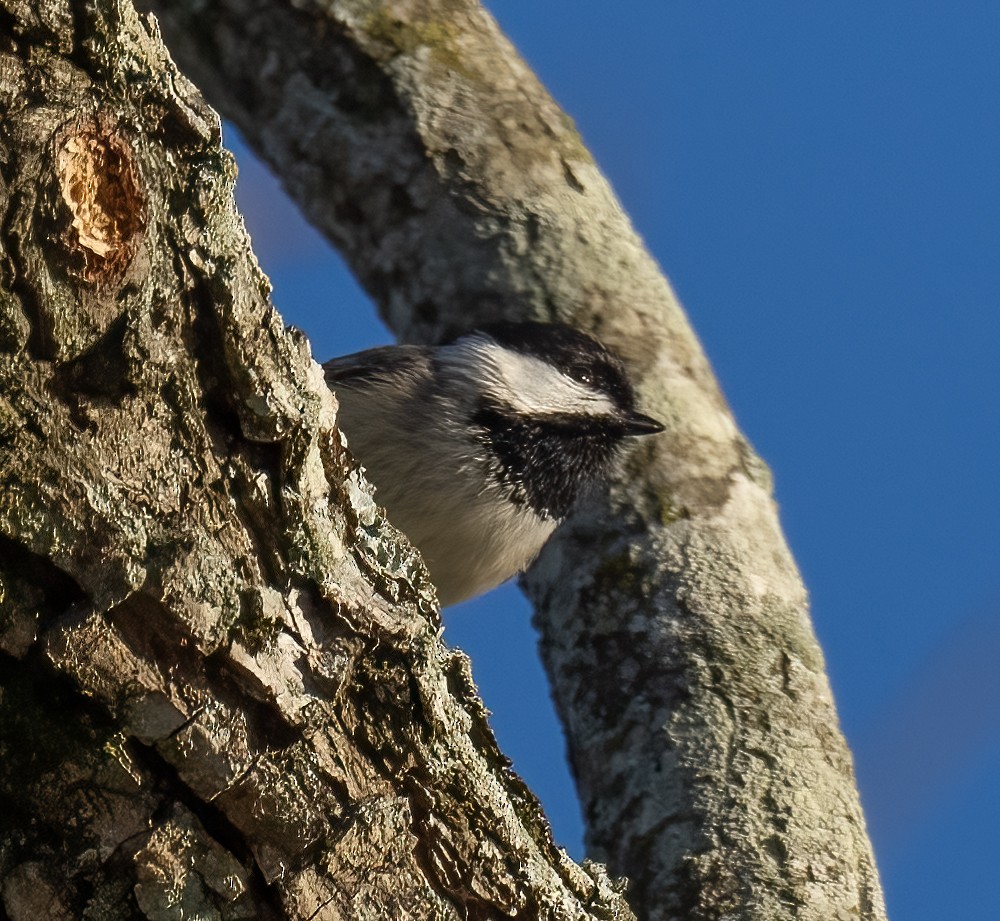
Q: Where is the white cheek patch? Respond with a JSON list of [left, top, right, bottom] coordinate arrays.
[[462, 338, 618, 418]]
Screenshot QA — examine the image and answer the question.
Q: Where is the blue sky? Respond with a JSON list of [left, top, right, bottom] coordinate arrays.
[[229, 3, 1000, 917]]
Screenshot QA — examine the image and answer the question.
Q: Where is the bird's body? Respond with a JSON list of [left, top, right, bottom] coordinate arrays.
[[324, 322, 661, 606]]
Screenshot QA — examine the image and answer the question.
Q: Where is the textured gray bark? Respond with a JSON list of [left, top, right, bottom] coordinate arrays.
[[0, 1, 635, 918], [139, 1, 890, 919]]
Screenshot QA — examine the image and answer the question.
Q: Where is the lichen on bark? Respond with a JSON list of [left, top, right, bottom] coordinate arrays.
[[136, 0, 889, 918], [0, 1, 635, 918]]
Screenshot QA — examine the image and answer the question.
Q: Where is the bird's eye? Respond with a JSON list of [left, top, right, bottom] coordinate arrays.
[[568, 366, 593, 386]]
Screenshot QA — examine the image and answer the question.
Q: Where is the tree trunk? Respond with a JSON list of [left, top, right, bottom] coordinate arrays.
[[0, 1, 635, 918], [138, 1, 889, 919]]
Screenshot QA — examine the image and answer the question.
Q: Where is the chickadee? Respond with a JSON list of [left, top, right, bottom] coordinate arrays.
[[323, 321, 663, 606]]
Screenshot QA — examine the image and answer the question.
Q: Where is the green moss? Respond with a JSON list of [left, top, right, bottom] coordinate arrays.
[[589, 552, 639, 598], [364, 10, 475, 81], [656, 490, 686, 528], [231, 590, 281, 655], [362, 9, 592, 164]]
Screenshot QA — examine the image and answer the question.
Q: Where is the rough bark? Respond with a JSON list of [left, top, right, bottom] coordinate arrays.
[[138, 1, 890, 919], [0, 2, 636, 918]]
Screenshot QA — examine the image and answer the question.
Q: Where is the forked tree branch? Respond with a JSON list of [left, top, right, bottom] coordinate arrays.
[[0, 1, 635, 917], [140, 1, 888, 919]]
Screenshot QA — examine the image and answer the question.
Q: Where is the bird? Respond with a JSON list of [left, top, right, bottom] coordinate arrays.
[[323, 321, 663, 606]]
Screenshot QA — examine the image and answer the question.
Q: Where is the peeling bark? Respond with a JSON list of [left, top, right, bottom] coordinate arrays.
[[0, 2, 634, 918], [137, 1, 889, 919]]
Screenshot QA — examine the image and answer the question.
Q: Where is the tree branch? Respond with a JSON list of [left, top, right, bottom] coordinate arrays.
[[0, 1, 634, 917], [141, 1, 888, 918]]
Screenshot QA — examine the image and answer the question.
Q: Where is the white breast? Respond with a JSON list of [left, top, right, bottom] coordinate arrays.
[[333, 376, 558, 606]]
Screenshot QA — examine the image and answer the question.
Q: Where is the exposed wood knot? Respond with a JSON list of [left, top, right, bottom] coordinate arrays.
[[56, 122, 146, 284]]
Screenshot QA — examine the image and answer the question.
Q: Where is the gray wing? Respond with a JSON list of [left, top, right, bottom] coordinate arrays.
[[322, 344, 432, 389]]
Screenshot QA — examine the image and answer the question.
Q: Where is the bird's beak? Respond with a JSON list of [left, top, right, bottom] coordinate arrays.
[[622, 411, 664, 436]]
